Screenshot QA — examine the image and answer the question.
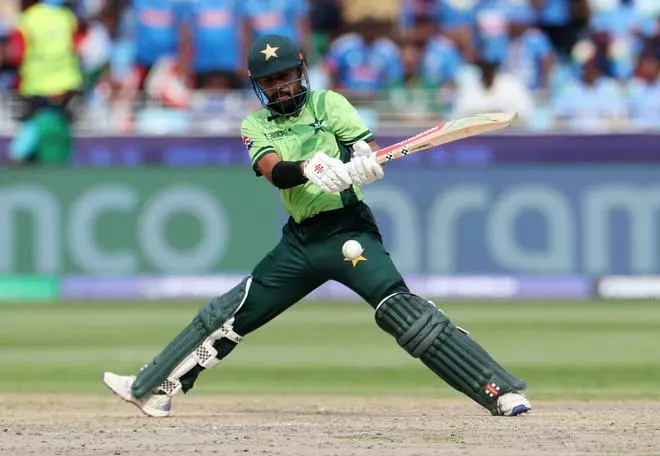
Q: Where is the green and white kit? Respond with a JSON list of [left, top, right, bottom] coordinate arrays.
[[104, 34, 530, 418]]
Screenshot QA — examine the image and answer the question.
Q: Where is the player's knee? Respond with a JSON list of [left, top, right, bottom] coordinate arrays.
[[193, 275, 252, 359], [374, 292, 452, 358], [197, 276, 252, 337], [367, 282, 408, 309]]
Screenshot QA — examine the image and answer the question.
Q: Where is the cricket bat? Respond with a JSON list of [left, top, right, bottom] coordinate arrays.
[[374, 112, 517, 164]]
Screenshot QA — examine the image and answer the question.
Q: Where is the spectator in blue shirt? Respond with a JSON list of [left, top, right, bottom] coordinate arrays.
[[531, 0, 590, 59], [110, 0, 190, 130], [399, 0, 441, 30], [534, 0, 571, 27], [422, 32, 463, 88], [438, 0, 478, 31], [399, 0, 479, 61], [309, 0, 344, 64], [326, 16, 403, 100], [181, 0, 244, 89], [398, 17, 465, 90], [242, 0, 311, 61], [552, 54, 627, 131], [590, 0, 656, 80], [591, 0, 656, 39], [132, 0, 187, 77], [400, 14, 463, 88], [501, 5, 555, 91], [400, 2, 441, 46], [474, 0, 511, 63], [627, 50, 660, 129]]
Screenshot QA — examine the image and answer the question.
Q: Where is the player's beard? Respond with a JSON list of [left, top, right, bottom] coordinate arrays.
[[266, 86, 308, 116], [253, 63, 310, 117]]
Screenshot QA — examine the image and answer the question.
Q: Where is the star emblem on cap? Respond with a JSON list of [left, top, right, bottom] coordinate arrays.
[[261, 43, 280, 61]]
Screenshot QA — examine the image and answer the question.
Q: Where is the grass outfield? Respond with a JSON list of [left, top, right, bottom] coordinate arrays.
[[0, 299, 658, 400]]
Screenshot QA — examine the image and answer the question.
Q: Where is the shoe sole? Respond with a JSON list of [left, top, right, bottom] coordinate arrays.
[[101, 373, 170, 418]]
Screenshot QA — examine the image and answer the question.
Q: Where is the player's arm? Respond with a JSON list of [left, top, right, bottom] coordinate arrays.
[[256, 151, 353, 193], [255, 152, 307, 189], [243, 117, 349, 192], [357, 139, 383, 158], [242, 116, 306, 189], [367, 140, 381, 152]]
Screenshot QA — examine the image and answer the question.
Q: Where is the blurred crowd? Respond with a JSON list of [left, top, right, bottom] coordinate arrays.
[[1, 0, 659, 134]]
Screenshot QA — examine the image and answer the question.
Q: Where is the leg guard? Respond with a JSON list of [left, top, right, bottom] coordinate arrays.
[[131, 277, 251, 398], [375, 293, 526, 414]]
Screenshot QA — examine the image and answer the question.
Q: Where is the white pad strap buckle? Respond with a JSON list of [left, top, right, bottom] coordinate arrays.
[[158, 323, 244, 396]]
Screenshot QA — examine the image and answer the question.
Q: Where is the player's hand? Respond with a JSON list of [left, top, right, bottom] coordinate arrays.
[[303, 152, 353, 193], [345, 141, 384, 186], [352, 140, 373, 158]]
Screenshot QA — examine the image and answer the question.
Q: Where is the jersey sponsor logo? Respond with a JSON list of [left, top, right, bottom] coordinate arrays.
[[241, 136, 253, 150], [265, 130, 287, 141]]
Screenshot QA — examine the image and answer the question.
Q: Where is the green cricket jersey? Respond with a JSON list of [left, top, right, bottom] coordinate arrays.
[[241, 89, 374, 223]]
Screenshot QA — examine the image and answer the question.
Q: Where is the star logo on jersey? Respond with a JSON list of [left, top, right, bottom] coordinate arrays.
[[344, 255, 367, 267], [308, 119, 326, 134], [261, 43, 280, 61]]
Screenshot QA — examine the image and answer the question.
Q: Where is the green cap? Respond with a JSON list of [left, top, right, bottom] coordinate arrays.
[[247, 34, 303, 79]]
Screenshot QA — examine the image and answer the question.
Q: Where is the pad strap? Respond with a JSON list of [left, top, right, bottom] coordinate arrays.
[[159, 324, 243, 395], [131, 277, 252, 398]]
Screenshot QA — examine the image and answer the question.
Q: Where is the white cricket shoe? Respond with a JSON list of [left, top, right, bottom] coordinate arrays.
[[102, 372, 172, 418], [496, 391, 531, 416]]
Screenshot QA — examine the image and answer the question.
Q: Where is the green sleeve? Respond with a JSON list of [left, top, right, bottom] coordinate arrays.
[[240, 115, 277, 173], [322, 90, 374, 146]]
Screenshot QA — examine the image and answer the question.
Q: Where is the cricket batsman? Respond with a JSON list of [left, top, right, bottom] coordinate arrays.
[[103, 34, 532, 418]]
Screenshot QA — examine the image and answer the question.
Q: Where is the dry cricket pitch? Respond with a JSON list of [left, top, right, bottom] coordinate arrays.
[[2, 395, 660, 455]]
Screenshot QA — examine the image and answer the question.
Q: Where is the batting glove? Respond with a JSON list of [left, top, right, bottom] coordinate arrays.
[[303, 152, 353, 193], [345, 141, 384, 186]]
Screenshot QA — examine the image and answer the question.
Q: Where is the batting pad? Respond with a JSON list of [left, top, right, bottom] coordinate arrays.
[[374, 293, 526, 413], [131, 277, 251, 398]]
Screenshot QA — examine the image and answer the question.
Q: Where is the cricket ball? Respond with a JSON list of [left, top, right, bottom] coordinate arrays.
[[342, 240, 363, 260]]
